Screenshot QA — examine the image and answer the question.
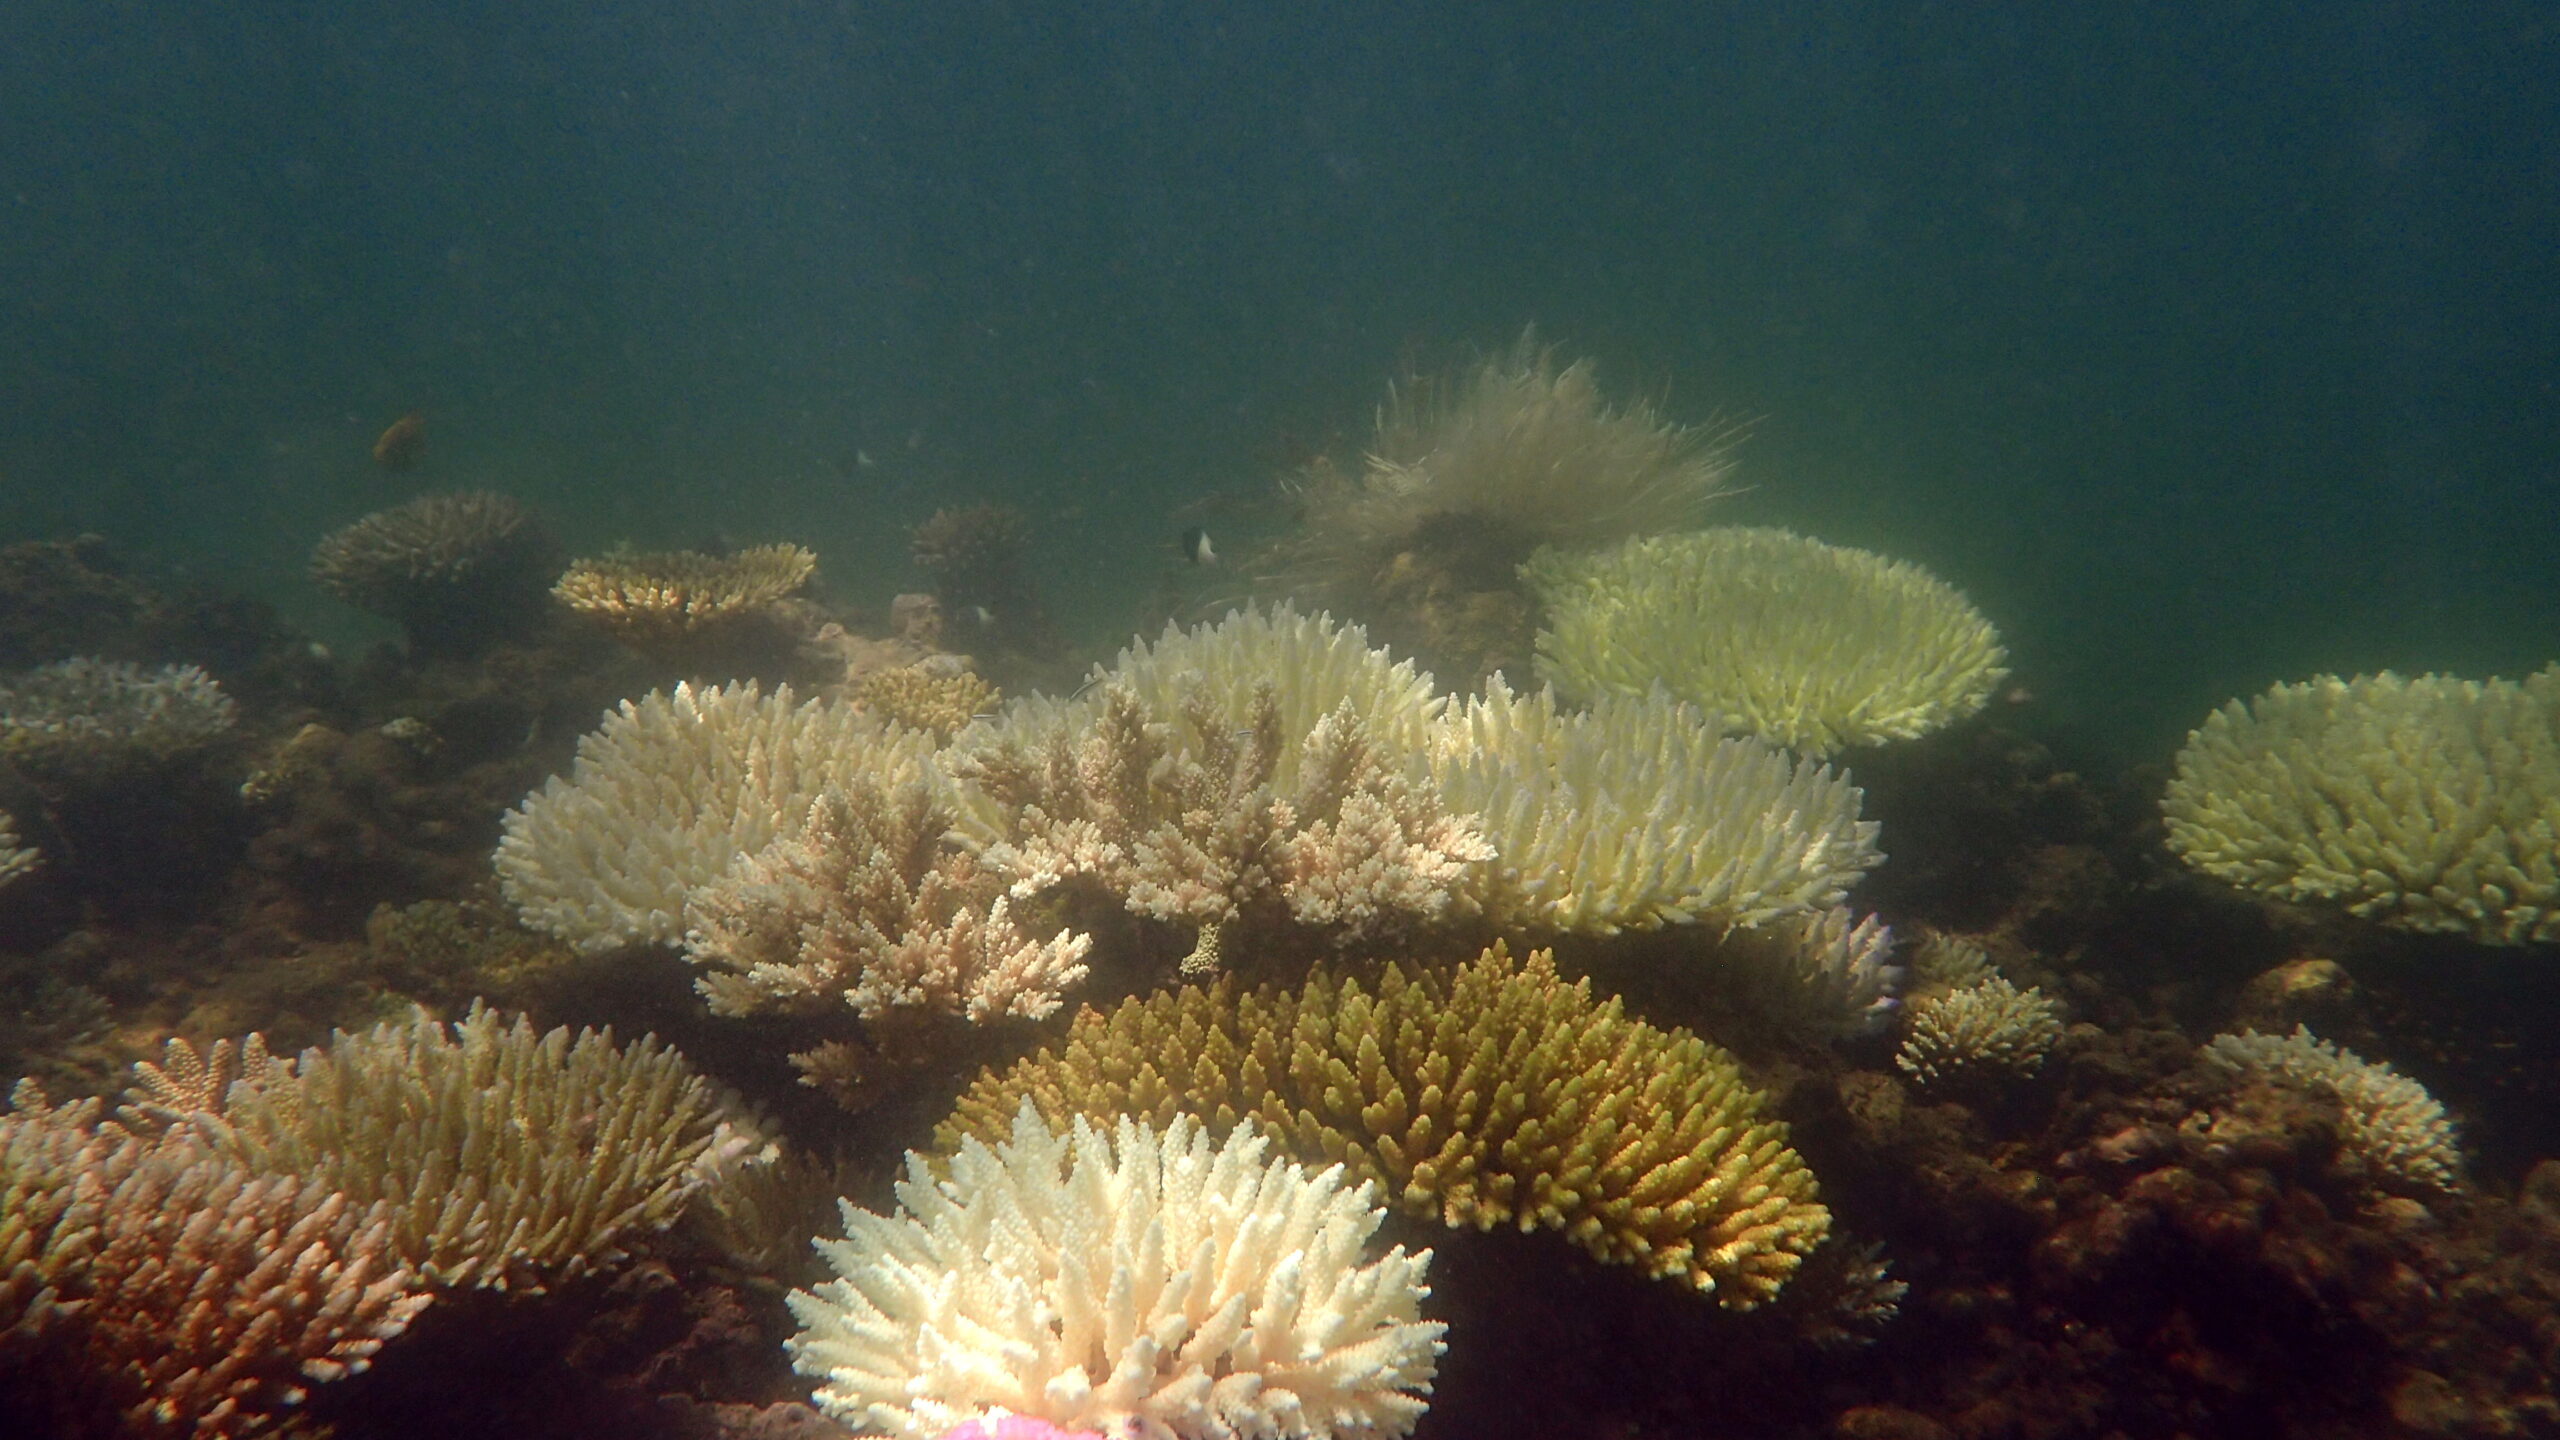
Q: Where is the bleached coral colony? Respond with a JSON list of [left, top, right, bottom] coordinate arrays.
[[790, 1104, 1446, 1440]]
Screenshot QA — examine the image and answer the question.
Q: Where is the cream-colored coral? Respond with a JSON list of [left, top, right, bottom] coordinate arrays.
[[940, 944, 1831, 1308], [683, 776, 1094, 1025], [553, 542, 817, 642], [984, 603, 1446, 797], [1268, 336, 1737, 602], [1905, 928, 1998, 993], [1894, 977, 2063, 1087], [853, 663, 999, 740], [1524, 527, 2008, 756], [1713, 905, 1903, 1037], [2202, 1026, 2461, 1193], [0, 808, 36, 890], [496, 680, 934, 951], [2162, 668, 2560, 946], [1425, 677, 1881, 934], [791, 1102, 1445, 1440], [169, 1003, 740, 1289], [957, 682, 1493, 955]]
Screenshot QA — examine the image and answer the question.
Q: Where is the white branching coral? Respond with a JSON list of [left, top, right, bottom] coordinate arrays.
[[952, 683, 1493, 956], [162, 1004, 740, 1289], [1895, 977, 2064, 1087], [2202, 1026, 2462, 1194], [968, 604, 1446, 804], [496, 680, 935, 951], [0, 808, 35, 890], [1426, 678, 1881, 935], [2163, 667, 2560, 946], [1524, 527, 2008, 756], [0, 658, 238, 781], [788, 1102, 1445, 1440], [684, 776, 1094, 1025]]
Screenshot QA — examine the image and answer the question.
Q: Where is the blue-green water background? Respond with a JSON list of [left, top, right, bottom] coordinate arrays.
[[3, 1, 2554, 764]]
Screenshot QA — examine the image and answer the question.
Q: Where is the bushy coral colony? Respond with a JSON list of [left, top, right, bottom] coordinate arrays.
[[7, 339, 2560, 1440]]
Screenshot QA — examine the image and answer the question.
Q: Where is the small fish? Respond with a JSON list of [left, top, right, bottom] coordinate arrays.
[[969, 605, 996, 628], [371, 410, 426, 471], [1179, 527, 1219, 567]]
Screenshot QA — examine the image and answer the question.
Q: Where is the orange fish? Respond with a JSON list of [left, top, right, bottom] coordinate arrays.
[[371, 410, 426, 470]]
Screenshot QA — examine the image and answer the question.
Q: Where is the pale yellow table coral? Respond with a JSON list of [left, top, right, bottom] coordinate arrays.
[[2162, 667, 2560, 945], [1524, 526, 2008, 756]]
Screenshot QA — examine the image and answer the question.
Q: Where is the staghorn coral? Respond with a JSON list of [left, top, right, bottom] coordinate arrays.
[[1268, 337, 1736, 608], [0, 1087, 428, 1438], [1711, 905, 1903, 1038], [158, 1003, 743, 1289], [0, 657, 237, 784], [1894, 976, 2065, 1087], [2202, 1025, 2462, 1194], [553, 543, 817, 646], [1425, 677, 1881, 935], [309, 490, 559, 652], [0, 807, 35, 890], [2162, 666, 2560, 945], [952, 682, 1493, 958], [683, 774, 1094, 1026], [853, 662, 1000, 740], [1524, 527, 2009, 757], [496, 680, 935, 951], [939, 943, 1830, 1308], [791, 1102, 1445, 1440]]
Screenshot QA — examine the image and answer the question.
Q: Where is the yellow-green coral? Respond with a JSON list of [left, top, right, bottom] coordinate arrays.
[[158, 1003, 740, 1290], [2162, 667, 2560, 946], [937, 943, 1830, 1308], [1524, 527, 2008, 756], [553, 542, 816, 642]]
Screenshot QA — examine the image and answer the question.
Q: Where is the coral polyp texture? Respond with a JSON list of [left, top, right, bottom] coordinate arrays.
[[0, 657, 237, 781], [2202, 1026, 2463, 1193], [552, 542, 817, 643], [683, 774, 1095, 1025], [309, 490, 558, 646], [1524, 527, 2009, 756], [853, 662, 1000, 740], [953, 683, 1493, 957], [0, 1089, 428, 1438], [1270, 336, 1736, 599], [789, 1102, 1445, 1440], [496, 680, 933, 951], [155, 1002, 739, 1289], [940, 944, 1831, 1308], [1894, 976, 2065, 1087], [1425, 677, 1881, 935], [0, 808, 36, 889], [2162, 667, 2560, 945], [1064, 603, 1447, 787]]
